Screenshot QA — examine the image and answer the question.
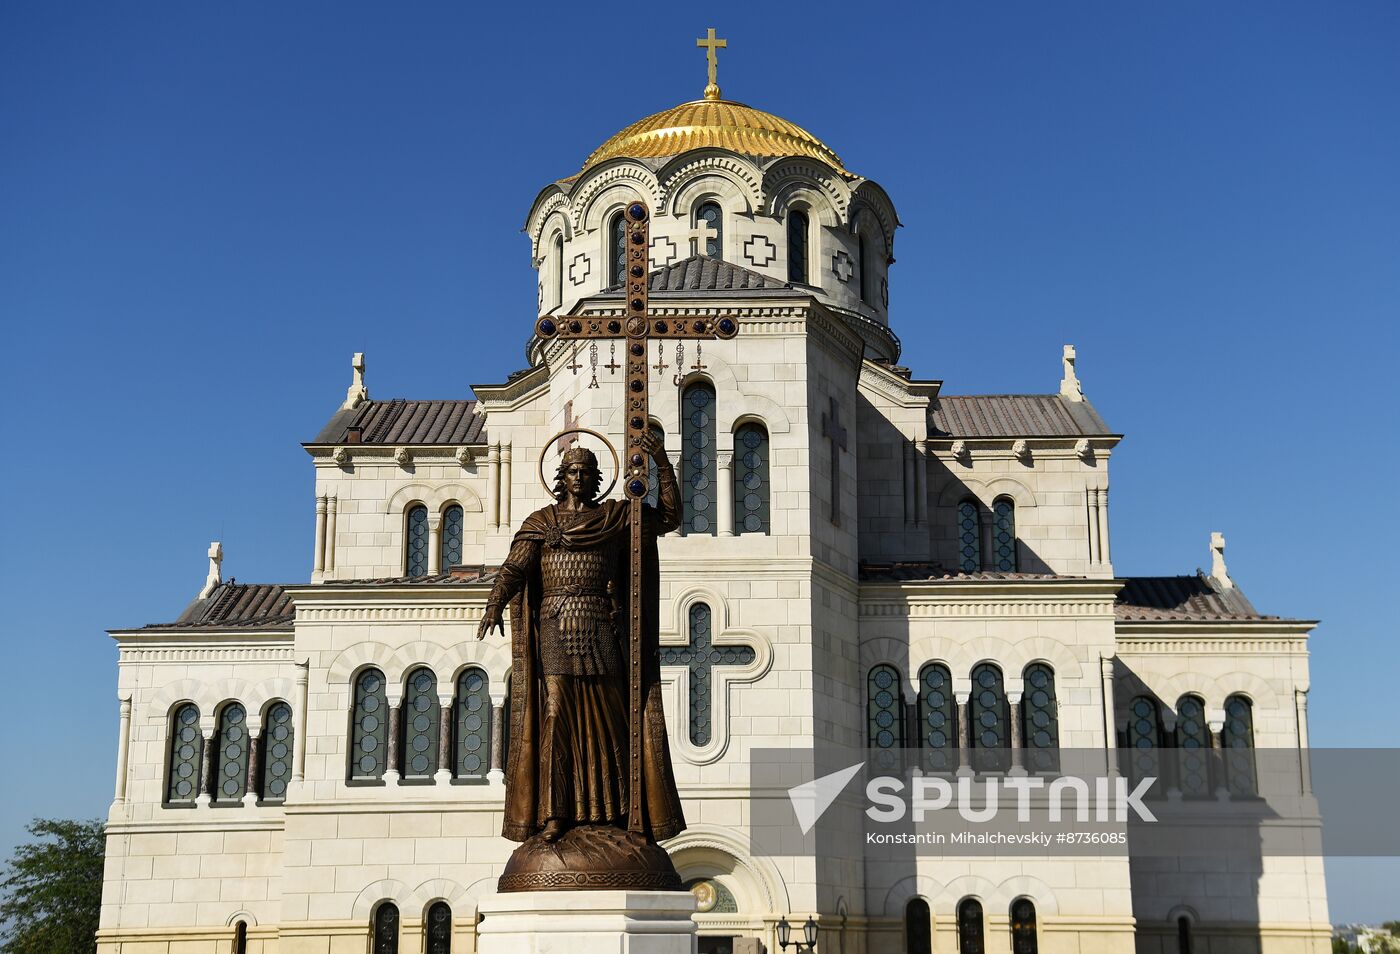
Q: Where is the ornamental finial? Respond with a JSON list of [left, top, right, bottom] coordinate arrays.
[[697, 28, 727, 101]]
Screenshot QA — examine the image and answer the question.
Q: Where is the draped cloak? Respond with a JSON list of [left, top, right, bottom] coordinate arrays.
[[496, 473, 686, 843]]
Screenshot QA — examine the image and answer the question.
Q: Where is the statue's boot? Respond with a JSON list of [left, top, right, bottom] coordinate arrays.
[[540, 819, 567, 843]]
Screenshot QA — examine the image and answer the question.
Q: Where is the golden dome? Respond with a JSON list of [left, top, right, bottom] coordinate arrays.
[[581, 95, 847, 174]]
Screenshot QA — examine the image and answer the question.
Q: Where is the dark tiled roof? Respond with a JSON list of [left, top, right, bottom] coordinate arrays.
[[931, 394, 1114, 439], [144, 582, 295, 630], [1115, 574, 1270, 621], [310, 399, 486, 446], [603, 255, 797, 295], [860, 562, 1069, 583]]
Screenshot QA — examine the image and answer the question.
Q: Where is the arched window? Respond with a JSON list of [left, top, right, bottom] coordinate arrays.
[[1021, 664, 1059, 772], [1126, 695, 1163, 790], [681, 382, 717, 535], [867, 664, 905, 749], [957, 898, 984, 954], [696, 202, 723, 258], [957, 499, 981, 573], [426, 900, 452, 954], [1174, 695, 1211, 797], [859, 232, 873, 305], [234, 920, 248, 954], [213, 703, 249, 804], [260, 700, 293, 802], [351, 669, 388, 781], [552, 234, 564, 310], [454, 667, 490, 780], [440, 505, 464, 572], [992, 498, 1017, 572], [402, 668, 440, 779], [1177, 916, 1193, 954], [373, 902, 399, 954], [1010, 898, 1038, 954], [609, 211, 627, 288], [918, 663, 957, 770], [734, 423, 770, 534], [905, 897, 932, 954], [644, 423, 665, 508], [1222, 694, 1256, 796], [165, 703, 202, 804], [970, 663, 1009, 772], [788, 210, 810, 284], [406, 505, 429, 578]]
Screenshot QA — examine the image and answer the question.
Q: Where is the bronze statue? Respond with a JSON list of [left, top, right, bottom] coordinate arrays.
[[477, 430, 687, 890]]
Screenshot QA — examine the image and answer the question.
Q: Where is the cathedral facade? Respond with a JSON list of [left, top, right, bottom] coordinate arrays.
[[98, 58, 1330, 954]]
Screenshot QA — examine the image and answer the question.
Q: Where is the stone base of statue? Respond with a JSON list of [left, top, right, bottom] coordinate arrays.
[[498, 825, 682, 892], [476, 889, 697, 954]]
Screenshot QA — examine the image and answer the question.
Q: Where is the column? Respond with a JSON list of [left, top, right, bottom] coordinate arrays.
[[1209, 719, 1229, 798], [384, 700, 402, 784], [956, 690, 971, 772], [902, 441, 915, 525], [244, 729, 262, 806], [487, 444, 501, 528], [1096, 487, 1112, 565], [716, 451, 735, 536], [113, 696, 132, 804], [1086, 488, 1101, 565], [1008, 691, 1025, 774], [291, 660, 309, 786], [196, 725, 215, 807], [313, 495, 328, 575], [436, 699, 454, 784], [488, 697, 505, 783], [1295, 689, 1313, 795], [325, 496, 338, 574], [914, 439, 928, 527], [428, 513, 443, 576], [978, 510, 995, 572], [500, 444, 513, 527], [1100, 655, 1119, 777]]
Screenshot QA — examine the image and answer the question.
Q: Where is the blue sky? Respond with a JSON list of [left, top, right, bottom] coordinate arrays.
[[2, 0, 1396, 922]]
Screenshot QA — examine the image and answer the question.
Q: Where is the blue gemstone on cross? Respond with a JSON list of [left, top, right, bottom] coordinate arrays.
[[660, 604, 755, 746]]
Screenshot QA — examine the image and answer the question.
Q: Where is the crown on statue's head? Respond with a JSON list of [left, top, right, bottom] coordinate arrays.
[[561, 445, 599, 470]]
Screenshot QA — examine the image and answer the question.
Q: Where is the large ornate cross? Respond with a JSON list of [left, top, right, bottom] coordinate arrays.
[[533, 201, 738, 833]]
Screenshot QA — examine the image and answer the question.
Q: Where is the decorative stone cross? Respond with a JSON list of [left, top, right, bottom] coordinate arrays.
[[688, 218, 718, 257], [821, 396, 847, 526], [660, 606, 754, 747], [553, 401, 578, 456]]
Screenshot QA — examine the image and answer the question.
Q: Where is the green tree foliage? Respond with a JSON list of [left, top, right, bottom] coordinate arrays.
[[1384, 922, 1400, 938], [1334, 938, 1354, 954], [0, 818, 105, 954]]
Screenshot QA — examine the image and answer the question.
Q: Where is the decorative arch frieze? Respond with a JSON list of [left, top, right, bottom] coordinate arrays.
[[936, 476, 1038, 510], [764, 157, 850, 223], [851, 181, 899, 254], [658, 151, 764, 216], [525, 190, 569, 260], [881, 875, 946, 916], [664, 824, 790, 915], [571, 162, 660, 232], [352, 879, 414, 920], [385, 482, 483, 515]]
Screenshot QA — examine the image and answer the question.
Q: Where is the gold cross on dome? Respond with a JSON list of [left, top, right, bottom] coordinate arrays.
[[697, 28, 727, 99]]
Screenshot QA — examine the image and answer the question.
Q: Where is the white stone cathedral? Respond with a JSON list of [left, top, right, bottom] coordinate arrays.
[[99, 39, 1330, 954]]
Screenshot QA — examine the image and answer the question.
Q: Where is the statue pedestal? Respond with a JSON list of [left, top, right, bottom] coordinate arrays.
[[476, 890, 697, 954]]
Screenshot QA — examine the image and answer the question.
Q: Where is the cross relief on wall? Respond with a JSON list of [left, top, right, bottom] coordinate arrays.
[[742, 234, 777, 268]]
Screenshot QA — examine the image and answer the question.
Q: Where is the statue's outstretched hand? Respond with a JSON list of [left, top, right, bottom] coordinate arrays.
[[477, 604, 504, 640], [639, 429, 665, 460]]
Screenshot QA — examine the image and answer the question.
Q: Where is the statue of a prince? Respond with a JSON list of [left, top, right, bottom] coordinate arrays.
[[476, 429, 686, 888]]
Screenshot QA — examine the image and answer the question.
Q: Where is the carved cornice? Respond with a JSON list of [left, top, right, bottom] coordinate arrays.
[[117, 647, 295, 663], [1114, 635, 1310, 655], [471, 364, 549, 412], [858, 359, 941, 407]]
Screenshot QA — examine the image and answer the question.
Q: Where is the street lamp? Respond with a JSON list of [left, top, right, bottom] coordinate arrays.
[[777, 916, 819, 952]]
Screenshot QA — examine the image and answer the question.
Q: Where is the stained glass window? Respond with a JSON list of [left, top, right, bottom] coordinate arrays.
[[788, 210, 809, 283], [696, 202, 722, 258], [439, 505, 464, 571], [1011, 899, 1038, 954], [610, 211, 626, 287], [261, 701, 293, 802], [1126, 696, 1163, 791], [645, 424, 664, 508], [166, 703, 202, 804], [681, 383, 717, 535], [403, 668, 439, 779], [1021, 664, 1059, 772], [734, 423, 770, 534], [1222, 694, 1256, 796], [958, 898, 984, 954], [454, 667, 490, 780], [906, 898, 932, 954], [659, 603, 755, 746], [867, 664, 905, 749], [373, 902, 399, 954], [213, 703, 249, 803], [859, 233, 872, 304], [1174, 695, 1211, 797], [993, 498, 1017, 571], [970, 663, 1008, 772], [552, 234, 564, 309], [406, 505, 429, 578], [1177, 917, 1193, 954], [235, 921, 247, 954], [351, 669, 388, 780], [957, 500, 981, 573], [426, 901, 452, 954], [918, 663, 956, 771]]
